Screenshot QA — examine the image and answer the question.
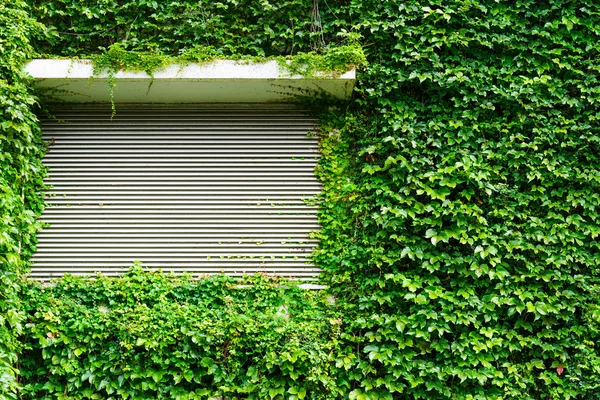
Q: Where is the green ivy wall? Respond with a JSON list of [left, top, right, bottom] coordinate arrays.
[[1, 0, 600, 398], [0, 1, 46, 398]]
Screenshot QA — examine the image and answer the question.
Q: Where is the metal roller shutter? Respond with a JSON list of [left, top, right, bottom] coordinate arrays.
[[31, 104, 322, 280]]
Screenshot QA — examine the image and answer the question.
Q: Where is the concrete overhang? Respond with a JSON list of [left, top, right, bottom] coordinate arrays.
[[23, 59, 355, 103]]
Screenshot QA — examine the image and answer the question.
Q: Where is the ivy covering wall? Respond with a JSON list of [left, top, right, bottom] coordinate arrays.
[[0, 1, 46, 398], [1, 0, 600, 398]]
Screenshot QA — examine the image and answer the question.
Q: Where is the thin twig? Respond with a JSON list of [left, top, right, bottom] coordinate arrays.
[[123, 14, 139, 42], [311, 0, 326, 49]]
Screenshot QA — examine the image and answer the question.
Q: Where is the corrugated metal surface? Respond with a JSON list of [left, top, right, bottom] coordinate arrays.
[[31, 104, 322, 279]]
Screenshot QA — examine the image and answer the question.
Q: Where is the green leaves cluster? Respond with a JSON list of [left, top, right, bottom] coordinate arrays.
[[0, 2, 46, 398], [315, 0, 600, 398], [89, 42, 364, 116], [20, 267, 344, 399], [28, 0, 352, 57], [3, 0, 600, 398], [284, 45, 367, 78]]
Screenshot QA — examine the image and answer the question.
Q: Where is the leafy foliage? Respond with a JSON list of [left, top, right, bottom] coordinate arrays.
[[0, 2, 46, 398], [314, 1, 600, 398], [19, 267, 343, 399], [3, 0, 600, 398], [89, 43, 365, 116], [28, 0, 352, 57]]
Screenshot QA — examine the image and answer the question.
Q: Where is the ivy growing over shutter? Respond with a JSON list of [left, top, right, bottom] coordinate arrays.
[[2, 0, 600, 398]]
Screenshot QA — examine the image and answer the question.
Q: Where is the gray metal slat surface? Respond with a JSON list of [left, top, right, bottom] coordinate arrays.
[[31, 105, 322, 280]]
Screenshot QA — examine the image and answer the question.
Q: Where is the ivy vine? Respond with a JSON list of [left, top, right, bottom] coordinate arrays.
[[1, 0, 600, 399], [19, 267, 344, 399], [0, 2, 46, 398], [89, 42, 365, 116]]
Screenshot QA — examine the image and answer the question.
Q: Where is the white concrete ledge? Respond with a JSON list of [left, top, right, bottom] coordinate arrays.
[[24, 59, 355, 103]]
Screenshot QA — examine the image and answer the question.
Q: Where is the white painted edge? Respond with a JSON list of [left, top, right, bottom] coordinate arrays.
[[297, 283, 329, 290], [24, 59, 355, 80]]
